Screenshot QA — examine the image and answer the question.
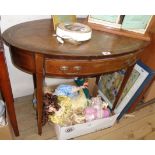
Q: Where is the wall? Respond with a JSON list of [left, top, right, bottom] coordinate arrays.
[[1, 15, 74, 98]]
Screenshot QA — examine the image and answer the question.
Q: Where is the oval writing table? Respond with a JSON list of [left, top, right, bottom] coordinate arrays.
[[2, 19, 149, 135]]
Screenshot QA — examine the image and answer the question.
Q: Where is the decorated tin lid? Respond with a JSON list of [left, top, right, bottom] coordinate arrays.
[[56, 22, 92, 42]]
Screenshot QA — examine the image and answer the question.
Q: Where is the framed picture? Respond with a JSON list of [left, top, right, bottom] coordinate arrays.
[[122, 15, 153, 34], [98, 60, 155, 119], [52, 15, 77, 30], [88, 15, 123, 29]]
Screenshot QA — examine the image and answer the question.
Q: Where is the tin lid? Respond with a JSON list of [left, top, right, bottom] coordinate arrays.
[[0, 100, 5, 116], [56, 22, 92, 42]]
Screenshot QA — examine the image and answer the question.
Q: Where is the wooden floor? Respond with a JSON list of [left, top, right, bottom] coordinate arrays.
[[13, 95, 155, 140]]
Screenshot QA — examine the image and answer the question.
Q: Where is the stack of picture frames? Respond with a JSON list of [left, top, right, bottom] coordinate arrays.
[[88, 15, 154, 41], [98, 60, 155, 120]]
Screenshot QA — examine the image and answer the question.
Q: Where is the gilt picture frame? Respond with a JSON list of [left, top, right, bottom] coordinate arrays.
[[52, 15, 77, 30]]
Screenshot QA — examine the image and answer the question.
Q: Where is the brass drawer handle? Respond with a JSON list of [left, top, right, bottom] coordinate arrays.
[[60, 66, 69, 71], [73, 66, 82, 71], [59, 65, 82, 75]]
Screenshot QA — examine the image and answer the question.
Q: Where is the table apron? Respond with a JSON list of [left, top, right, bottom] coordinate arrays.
[[9, 46, 140, 77], [44, 54, 138, 77]]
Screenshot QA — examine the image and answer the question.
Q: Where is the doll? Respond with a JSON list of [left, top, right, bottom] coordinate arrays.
[[74, 78, 90, 99]]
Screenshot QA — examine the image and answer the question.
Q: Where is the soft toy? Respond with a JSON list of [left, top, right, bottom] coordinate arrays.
[[54, 84, 88, 98], [42, 93, 60, 126], [84, 107, 98, 122], [84, 97, 110, 122]]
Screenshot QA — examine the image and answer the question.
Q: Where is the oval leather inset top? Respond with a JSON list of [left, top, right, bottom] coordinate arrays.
[[2, 19, 149, 58]]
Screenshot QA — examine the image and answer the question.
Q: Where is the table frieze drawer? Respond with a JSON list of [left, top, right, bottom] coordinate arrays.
[[10, 47, 35, 73], [45, 54, 136, 77]]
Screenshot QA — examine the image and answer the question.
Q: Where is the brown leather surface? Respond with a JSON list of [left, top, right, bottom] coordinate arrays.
[[2, 19, 149, 58]]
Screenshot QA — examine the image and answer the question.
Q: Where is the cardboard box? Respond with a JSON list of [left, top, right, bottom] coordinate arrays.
[[52, 78, 120, 140], [55, 114, 119, 140], [0, 123, 13, 140]]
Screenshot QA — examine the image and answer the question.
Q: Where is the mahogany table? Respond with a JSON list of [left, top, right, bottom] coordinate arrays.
[[2, 19, 149, 135], [0, 31, 19, 137]]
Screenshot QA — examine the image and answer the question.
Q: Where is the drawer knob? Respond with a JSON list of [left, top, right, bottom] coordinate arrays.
[[73, 66, 81, 71], [60, 66, 69, 71]]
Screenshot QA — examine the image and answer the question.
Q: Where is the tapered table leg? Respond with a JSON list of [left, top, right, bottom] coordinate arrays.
[[35, 53, 44, 135], [112, 64, 135, 111], [0, 52, 19, 136]]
